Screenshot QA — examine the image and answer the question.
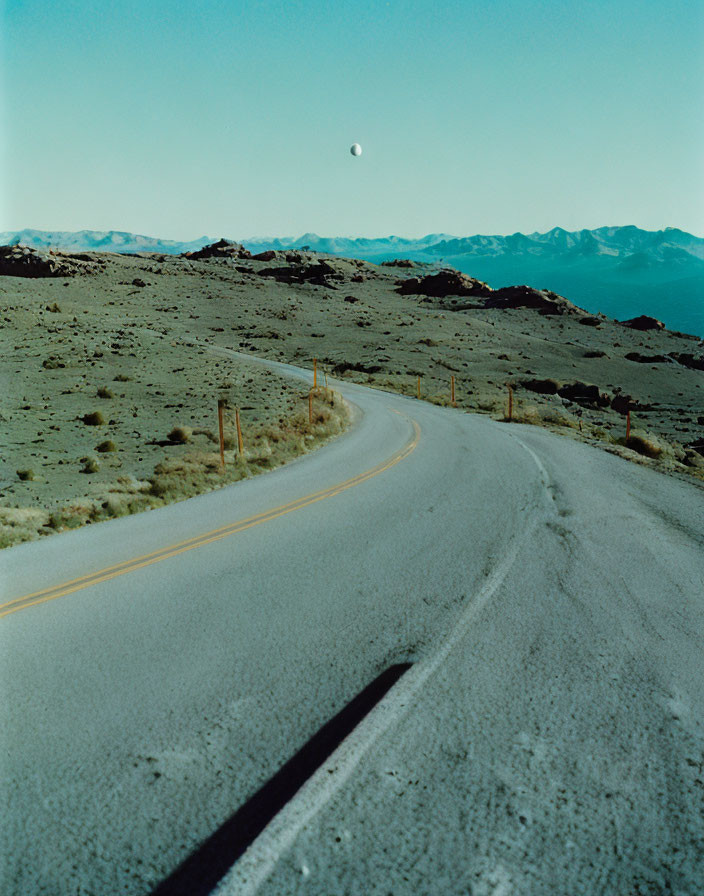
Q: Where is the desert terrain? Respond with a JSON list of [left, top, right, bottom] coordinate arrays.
[[1, 239, 702, 547]]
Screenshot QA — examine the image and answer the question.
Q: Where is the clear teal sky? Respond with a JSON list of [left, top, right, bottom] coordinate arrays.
[[2, 0, 703, 239]]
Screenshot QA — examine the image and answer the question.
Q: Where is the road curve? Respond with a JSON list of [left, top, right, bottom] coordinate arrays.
[[1, 352, 703, 896]]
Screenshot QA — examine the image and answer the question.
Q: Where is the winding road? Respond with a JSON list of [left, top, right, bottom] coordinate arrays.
[[2, 353, 703, 895]]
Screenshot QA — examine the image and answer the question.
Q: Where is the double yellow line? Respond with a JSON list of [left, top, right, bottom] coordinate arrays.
[[0, 415, 420, 620]]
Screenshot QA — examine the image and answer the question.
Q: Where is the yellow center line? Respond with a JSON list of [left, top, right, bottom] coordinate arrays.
[[1, 416, 421, 620]]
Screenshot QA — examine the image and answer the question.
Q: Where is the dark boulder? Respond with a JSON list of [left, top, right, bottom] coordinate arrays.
[[397, 269, 491, 298], [257, 259, 343, 288], [557, 381, 610, 408], [625, 352, 668, 363], [620, 315, 665, 331], [484, 285, 569, 315], [611, 394, 639, 415], [186, 239, 251, 260], [671, 352, 704, 371], [521, 378, 560, 394], [0, 245, 97, 278]]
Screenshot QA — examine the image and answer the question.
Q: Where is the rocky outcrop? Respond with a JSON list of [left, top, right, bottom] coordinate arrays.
[[671, 352, 704, 371], [483, 286, 572, 315], [0, 245, 98, 277], [520, 378, 560, 394], [397, 270, 580, 316], [382, 258, 416, 268], [610, 394, 640, 414], [620, 315, 665, 331], [397, 269, 491, 298], [556, 381, 611, 408], [185, 239, 251, 260], [625, 352, 669, 363], [257, 259, 344, 288]]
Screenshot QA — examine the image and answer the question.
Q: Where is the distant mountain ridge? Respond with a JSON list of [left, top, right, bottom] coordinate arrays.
[[3, 225, 702, 334], [3, 225, 702, 263], [0, 229, 212, 256]]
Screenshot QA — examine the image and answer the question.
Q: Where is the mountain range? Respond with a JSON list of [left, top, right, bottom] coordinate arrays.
[[3, 226, 703, 335]]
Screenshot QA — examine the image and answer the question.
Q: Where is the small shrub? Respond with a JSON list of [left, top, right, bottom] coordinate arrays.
[[82, 411, 104, 425], [97, 386, 114, 399], [167, 425, 192, 443], [81, 457, 100, 474], [626, 433, 663, 458], [114, 373, 131, 382], [16, 469, 34, 481], [96, 440, 116, 453], [46, 302, 61, 313]]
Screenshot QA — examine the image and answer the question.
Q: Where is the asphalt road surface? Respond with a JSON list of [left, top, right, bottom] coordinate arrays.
[[2, 353, 703, 895]]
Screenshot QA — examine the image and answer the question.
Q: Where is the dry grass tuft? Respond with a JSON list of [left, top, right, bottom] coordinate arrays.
[[167, 425, 192, 443], [96, 440, 117, 452], [16, 469, 34, 481], [97, 386, 114, 399], [0, 507, 50, 548], [82, 411, 104, 426], [625, 432, 664, 458]]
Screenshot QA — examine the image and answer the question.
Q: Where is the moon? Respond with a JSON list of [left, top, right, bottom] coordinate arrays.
[[350, 143, 362, 157]]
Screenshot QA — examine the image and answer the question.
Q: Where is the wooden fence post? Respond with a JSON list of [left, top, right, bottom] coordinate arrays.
[[507, 385, 513, 422], [235, 407, 244, 454], [217, 399, 226, 468]]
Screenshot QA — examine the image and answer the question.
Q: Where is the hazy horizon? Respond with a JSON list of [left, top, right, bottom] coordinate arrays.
[[5, 223, 704, 243], [3, 0, 703, 239]]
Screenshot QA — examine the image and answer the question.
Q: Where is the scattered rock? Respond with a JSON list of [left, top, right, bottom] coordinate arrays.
[[557, 381, 610, 408], [16, 469, 34, 481], [687, 438, 704, 458], [671, 352, 704, 371], [611, 394, 639, 415], [521, 378, 560, 394], [132, 278, 147, 287], [382, 259, 415, 267], [579, 316, 601, 326], [331, 360, 383, 375], [625, 352, 668, 363]]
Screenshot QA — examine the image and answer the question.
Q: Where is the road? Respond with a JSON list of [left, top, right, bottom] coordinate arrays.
[[2, 353, 703, 895]]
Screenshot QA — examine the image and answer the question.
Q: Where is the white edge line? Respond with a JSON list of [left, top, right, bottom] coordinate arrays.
[[214, 522, 533, 895]]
